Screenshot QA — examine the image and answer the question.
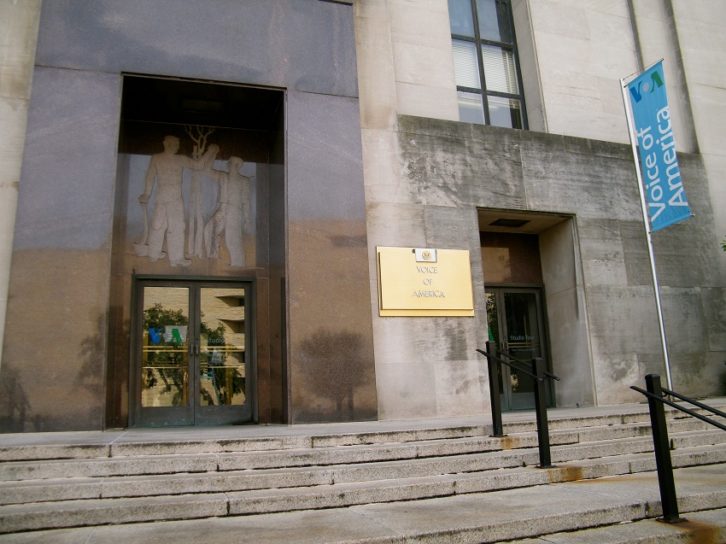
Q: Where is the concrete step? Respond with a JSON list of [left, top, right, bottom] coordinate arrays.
[[2, 420, 723, 484], [1, 445, 725, 533], [2, 439, 723, 506], [1, 401, 722, 463], [672, 428, 726, 449], [0, 464, 723, 543], [2, 401, 725, 537]]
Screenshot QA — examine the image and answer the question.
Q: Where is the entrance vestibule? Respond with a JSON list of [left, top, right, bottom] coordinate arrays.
[[479, 209, 595, 411], [479, 211, 564, 410], [107, 75, 286, 427]]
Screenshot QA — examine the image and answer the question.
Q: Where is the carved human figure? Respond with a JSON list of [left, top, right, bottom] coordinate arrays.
[[203, 156, 252, 267], [137, 135, 218, 266]]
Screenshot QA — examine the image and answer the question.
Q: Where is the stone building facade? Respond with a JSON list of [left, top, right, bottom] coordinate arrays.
[[0, 0, 724, 432]]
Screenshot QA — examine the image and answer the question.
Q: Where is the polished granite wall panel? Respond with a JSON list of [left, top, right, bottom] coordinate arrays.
[[11, 68, 120, 250], [2, 250, 111, 431], [34, 0, 357, 98], [3, 0, 374, 430], [1, 67, 120, 431], [286, 90, 377, 422]]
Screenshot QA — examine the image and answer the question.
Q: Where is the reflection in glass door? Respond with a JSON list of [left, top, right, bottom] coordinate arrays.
[[486, 288, 551, 410], [140, 287, 190, 415], [198, 288, 247, 412], [135, 281, 253, 426]]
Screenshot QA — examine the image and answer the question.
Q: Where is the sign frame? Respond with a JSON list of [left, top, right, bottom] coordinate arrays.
[[376, 246, 475, 317]]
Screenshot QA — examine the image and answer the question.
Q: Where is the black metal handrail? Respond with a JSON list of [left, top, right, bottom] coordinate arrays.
[[477, 347, 561, 384], [630, 374, 726, 524], [476, 341, 560, 468], [631, 384, 726, 431]]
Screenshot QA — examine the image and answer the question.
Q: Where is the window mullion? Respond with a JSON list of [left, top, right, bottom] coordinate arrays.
[[450, 0, 526, 129], [458, 85, 484, 93], [487, 90, 520, 100], [451, 33, 477, 43], [469, 0, 490, 125]]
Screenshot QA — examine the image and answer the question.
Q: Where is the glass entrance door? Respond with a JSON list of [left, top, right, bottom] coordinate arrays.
[[134, 280, 253, 426], [485, 288, 550, 410]]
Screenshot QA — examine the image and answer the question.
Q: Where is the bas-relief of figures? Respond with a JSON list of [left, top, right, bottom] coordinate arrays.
[[205, 156, 250, 268], [134, 132, 254, 268]]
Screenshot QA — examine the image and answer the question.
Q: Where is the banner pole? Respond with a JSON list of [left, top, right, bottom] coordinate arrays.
[[620, 78, 674, 391]]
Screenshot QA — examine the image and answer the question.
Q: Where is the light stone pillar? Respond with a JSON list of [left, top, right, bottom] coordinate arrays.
[[0, 0, 42, 371]]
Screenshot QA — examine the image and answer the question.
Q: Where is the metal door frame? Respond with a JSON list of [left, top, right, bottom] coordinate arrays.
[[130, 276, 256, 427], [486, 286, 552, 411]]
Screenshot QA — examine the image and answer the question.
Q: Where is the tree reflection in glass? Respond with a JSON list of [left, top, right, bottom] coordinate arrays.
[[141, 293, 189, 407]]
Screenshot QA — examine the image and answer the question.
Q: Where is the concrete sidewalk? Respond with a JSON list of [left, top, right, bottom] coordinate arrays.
[[0, 464, 724, 543]]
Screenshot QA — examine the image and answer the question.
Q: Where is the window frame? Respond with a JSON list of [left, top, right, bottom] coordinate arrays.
[[450, 0, 528, 129]]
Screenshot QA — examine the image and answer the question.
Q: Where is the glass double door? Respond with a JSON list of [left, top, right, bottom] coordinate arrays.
[[485, 288, 550, 411], [134, 280, 253, 426]]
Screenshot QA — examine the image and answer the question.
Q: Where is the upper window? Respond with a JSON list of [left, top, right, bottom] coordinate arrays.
[[449, 0, 527, 129]]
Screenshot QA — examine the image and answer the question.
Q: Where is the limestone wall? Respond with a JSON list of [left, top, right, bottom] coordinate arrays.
[[672, 0, 726, 284], [355, 0, 726, 417]]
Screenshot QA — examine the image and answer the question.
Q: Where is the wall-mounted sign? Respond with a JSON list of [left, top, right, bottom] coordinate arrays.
[[377, 246, 475, 317]]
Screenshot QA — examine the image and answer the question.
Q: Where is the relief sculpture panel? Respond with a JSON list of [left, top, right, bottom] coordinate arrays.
[[130, 129, 256, 269]]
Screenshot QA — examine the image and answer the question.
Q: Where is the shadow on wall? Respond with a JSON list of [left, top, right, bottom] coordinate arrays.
[[298, 329, 368, 420], [77, 313, 107, 399], [0, 365, 31, 432]]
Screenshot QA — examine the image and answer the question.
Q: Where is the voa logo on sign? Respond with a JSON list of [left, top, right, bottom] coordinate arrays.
[[629, 70, 664, 103]]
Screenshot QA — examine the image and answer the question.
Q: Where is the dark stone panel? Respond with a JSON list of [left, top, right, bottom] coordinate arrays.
[[254, 277, 271, 423], [1, 250, 109, 432], [480, 231, 542, 284], [286, 91, 367, 222], [13, 67, 121, 250], [35, 0, 357, 98], [286, 91, 376, 422], [1, 68, 120, 432], [268, 142, 287, 422], [7, 1, 364, 431]]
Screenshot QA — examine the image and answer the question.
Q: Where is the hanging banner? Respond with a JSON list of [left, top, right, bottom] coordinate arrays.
[[625, 60, 691, 231]]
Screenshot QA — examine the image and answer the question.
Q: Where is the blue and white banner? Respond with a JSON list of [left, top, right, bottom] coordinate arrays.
[[626, 60, 691, 231]]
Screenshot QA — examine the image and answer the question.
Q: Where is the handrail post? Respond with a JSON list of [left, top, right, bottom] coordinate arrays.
[[486, 341, 505, 437], [532, 357, 553, 468], [645, 374, 683, 523]]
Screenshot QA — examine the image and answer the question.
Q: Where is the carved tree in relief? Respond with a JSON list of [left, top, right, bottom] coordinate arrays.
[[184, 125, 216, 259]]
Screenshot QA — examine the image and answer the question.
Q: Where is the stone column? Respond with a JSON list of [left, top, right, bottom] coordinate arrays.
[[0, 0, 41, 370]]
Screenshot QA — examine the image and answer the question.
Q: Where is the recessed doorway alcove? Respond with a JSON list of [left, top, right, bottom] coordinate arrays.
[[106, 75, 286, 427]]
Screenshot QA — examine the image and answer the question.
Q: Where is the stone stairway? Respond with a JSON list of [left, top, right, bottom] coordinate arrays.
[[0, 401, 725, 542]]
